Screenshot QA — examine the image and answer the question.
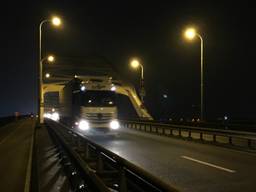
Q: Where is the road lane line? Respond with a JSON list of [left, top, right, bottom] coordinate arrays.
[[24, 120, 35, 192], [181, 155, 236, 173], [0, 120, 26, 145]]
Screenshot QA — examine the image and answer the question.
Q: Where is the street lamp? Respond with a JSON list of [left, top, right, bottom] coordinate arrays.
[[45, 73, 50, 78], [47, 55, 55, 62], [41, 55, 55, 63], [130, 58, 145, 103], [52, 17, 61, 26], [39, 16, 61, 123], [184, 27, 204, 121]]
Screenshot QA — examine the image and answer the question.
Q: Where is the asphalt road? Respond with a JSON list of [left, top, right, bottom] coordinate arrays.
[[0, 118, 35, 192], [83, 128, 256, 192]]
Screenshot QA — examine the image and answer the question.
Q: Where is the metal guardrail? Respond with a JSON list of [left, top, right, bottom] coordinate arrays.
[[138, 119, 256, 132], [120, 120, 256, 151], [46, 120, 179, 192]]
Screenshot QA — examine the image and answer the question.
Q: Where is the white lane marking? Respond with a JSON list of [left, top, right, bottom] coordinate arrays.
[[24, 120, 36, 192], [181, 155, 236, 173], [0, 120, 25, 145]]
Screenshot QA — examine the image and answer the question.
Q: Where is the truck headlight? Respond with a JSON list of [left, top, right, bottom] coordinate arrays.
[[44, 113, 52, 119], [110, 120, 120, 130], [51, 112, 60, 121], [78, 120, 89, 130]]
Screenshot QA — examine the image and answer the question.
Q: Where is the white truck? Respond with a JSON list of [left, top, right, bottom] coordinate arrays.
[[59, 76, 120, 131]]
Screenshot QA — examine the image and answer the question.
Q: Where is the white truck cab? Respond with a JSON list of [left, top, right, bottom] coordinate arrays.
[[60, 76, 120, 131]]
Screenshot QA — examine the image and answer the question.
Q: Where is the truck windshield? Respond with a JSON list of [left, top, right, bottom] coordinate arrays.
[[82, 90, 116, 107]]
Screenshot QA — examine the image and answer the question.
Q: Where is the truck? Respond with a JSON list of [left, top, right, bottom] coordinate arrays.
[[59, 76, 120, 131]]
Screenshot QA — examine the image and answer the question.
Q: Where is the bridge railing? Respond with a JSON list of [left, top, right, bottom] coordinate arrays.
[[46, 120, 179, 192], [0, 115, 29, 127], [120, 120, 256, 151]]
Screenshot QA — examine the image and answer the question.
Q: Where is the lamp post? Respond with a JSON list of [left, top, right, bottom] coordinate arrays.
[[184, 27, 204, 121], [39, 17, 61, 123], [130, 58, 145, 103]]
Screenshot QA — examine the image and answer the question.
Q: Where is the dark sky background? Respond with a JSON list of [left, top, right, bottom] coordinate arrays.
[[4, 0, 256, 120]]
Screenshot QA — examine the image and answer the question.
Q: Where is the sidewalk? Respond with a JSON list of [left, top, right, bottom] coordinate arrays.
[[35, 124, 71, 192]]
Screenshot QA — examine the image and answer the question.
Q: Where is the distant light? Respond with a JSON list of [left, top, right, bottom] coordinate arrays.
[[45, 73, 50, 78], [111, 86, 116, 91], [52, 108, 55, 112], [75, 122, 79, 125], [74, 75, 78, 78], [224, 115, 228, 120], [81, 86, 86, 91], [184, 27, 196, 40], [130, 59, 140, 69], [71, 171, 77, 175], [163, 94, 168, 98], [109, 101, 113, 105], [47, 55, 55, 62], [52, 17, 61, 26], [88, 100, 92, 103], [79, 184, 85, 189]]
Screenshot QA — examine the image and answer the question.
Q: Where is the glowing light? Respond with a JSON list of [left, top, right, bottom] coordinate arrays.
[[72, 171, 77, 175], [44, 113, 51, 119], [79, 184, 85, 189], [45, 73, 50, 78], [110, 120, 120, 130], [52, 17, 61, 26], [184, 27, 196, 40], [81, 86, 86, 91], [51, 112, 60, 121], [78, 120, 89, 130], [47, 55, 55, 62], [111, 86, 116, 91], [88, 100, 92, 103], [130, 59, 140, 69]]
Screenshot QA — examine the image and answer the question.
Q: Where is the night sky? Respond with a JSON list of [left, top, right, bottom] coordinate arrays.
[[4, 0, 255, 120]]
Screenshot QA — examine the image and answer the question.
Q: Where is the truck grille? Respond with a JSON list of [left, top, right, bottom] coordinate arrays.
[[85, 113, 113, 123]]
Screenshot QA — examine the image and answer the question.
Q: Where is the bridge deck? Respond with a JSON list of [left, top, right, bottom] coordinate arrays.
[[83, 128, 256, 192], [0, 118, 35, 192]]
